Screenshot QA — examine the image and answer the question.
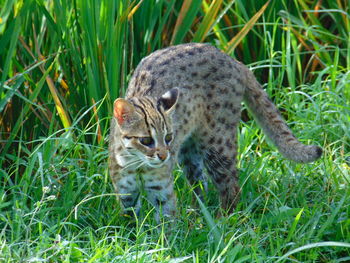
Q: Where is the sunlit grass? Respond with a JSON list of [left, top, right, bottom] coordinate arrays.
[[0, 0, 349, 262]]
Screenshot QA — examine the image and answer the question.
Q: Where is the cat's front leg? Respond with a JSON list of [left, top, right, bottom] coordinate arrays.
[[143, 165, 177, 222], [117, 173, 142, 216], [110, 163, 141, 216]]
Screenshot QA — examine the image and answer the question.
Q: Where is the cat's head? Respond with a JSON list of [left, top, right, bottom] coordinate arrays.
[[113, 88, 179, 167]]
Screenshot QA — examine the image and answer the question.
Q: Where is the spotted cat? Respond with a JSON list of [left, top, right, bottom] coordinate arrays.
[[108, 43, 322, 221]]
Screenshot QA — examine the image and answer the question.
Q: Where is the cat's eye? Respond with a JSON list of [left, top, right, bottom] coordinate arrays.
[[139, 137, 154, 147], [165, 134, 173, 144]]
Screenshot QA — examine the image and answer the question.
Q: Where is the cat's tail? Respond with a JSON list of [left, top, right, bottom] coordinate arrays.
[[242, 68, 322, 163]]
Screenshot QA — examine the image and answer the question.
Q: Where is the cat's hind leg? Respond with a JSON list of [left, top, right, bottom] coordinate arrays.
[[201, 132, 240, 213]]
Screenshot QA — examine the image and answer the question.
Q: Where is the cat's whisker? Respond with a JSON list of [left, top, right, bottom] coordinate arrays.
[[134, 160, 146, 170], [120, 165, 137, 172], [120, 159, 143, 171], [119, 153, 135, 158]]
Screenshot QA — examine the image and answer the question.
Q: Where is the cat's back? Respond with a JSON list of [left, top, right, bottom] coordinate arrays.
[[126, 43, 244, 98]]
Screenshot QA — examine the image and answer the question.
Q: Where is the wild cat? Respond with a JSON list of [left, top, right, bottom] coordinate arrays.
[[108, 43, 322, 221]]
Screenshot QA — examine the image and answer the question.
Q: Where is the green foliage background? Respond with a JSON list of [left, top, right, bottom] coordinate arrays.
[[0, 0, 349, 262]]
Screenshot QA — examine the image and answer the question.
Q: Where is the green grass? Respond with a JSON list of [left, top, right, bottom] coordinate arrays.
[[1, 0, 350, 262]]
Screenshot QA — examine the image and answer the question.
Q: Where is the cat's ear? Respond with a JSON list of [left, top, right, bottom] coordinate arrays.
[[113, 98, 141, 126], [157, 88, 179, 114]]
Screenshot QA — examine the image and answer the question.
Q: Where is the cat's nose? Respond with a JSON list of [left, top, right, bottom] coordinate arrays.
[[157, 152, 167, 161]]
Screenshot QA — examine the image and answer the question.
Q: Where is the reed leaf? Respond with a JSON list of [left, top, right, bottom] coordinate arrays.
[[170, 0, 202, 45], [193, 0, 224, 43], [225, 0, 270, 54], [202, 0, 236, 47]]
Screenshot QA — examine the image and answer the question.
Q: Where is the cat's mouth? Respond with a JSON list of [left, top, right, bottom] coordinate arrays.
[[120, 150, 170, 169], [143, 153, 170, 168]]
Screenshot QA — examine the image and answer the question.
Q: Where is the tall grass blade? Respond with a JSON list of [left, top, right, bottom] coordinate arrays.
[[170, 0, 202, 45], [0, 0, 15, 34], [276, 241, 350, 262], [0, 60, 54, 159], [202, 0, 236, 47], [195, 193, 223, 250], [286, 208, 303, 243], [193, 0, 223, 42], [127, 0, 144, 20], [45, 69, 72, 129], [0, 78, 24, 113], [170, 0, 192, 45], [316, 195, 346, 239], [150, 0, 176, 50], [0, 13, 21, 95], [225, 0, 270, 54]]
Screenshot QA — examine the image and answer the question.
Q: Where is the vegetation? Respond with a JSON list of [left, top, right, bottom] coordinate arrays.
[[0, 0, 349, 262]]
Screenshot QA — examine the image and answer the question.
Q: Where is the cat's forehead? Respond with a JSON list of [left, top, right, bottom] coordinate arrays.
[[130, 97, 171, 132]]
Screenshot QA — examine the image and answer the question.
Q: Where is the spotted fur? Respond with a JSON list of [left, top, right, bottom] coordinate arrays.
[[109, 43, 322, 220]]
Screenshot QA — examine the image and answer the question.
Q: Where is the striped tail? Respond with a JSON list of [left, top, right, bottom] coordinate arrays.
[[243, 70, 322, 163]]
